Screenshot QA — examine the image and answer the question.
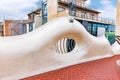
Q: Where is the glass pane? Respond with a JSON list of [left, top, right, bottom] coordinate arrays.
[[42, 1, 48, 24], [92, 24, 97, 36], [58, 6, 65, 12], [29, 23, 33, 32]]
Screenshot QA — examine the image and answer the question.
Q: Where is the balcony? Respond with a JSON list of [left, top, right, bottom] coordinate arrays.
[[58, 0, 100, 13], [74, 11, 115, 24], [57, 10, 115, 25], [98, 17, 115, 25]]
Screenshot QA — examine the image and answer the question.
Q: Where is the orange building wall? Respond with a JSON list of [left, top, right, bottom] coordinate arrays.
[[4, 20, 10, 36]]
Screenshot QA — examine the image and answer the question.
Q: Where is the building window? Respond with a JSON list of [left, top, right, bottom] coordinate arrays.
[[66, 39, 76, 53], [92, 24, 97, 36], [68, 1, 76, 16], [29, 23, 33, 32], [90, 14, 95, 20], [31, 14, 34, 21], [88, 23, 92, 34], [0, 26, 3, 36], [58, 6, 65, 12], [108, 25, 115, 32], [42, 1, 48, 24], [81, 12, 86, 19], [79, 1, 83, 7], [9, 22, 19, 36], [19, 24, 27, 35]]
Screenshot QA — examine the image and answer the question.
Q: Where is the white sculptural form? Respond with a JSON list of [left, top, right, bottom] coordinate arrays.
[[0, 17, 118, 80]]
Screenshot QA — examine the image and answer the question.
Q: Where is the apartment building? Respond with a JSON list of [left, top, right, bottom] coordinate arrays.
[[2, 9, 42, 37], [26, 0, 116, 44], [40, 0, 115, 44], [4, 20, 28, 36], [28, 8, 42, 32]]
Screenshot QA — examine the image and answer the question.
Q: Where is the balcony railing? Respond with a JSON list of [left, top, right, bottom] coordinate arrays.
[[57, 10, 115, 25], [58, 0, 84, 6], [75, 11, 115, 24], [58, 0, 98, 12], [98, 17, 115, 25]]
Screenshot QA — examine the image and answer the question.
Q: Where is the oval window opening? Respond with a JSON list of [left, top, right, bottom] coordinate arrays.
[[66, 39, 76, 53], [55, 38, 76, 54]]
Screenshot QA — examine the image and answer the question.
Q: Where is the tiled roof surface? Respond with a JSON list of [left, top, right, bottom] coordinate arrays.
[[22, 55, 120, 80]]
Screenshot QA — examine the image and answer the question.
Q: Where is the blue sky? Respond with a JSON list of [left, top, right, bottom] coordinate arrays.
[[88, 0, 117, 9], [0, 0, 118, 21], [86, 0, 117, 20]]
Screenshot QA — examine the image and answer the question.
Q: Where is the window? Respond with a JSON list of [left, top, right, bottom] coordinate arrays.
[[0, 26, 3, 36], [31, 13, 34, 21], [0, 26, 3, 31], [88, 23, 92, 34], [9, 22, 19, 36], [90, 14, 95, 20], [108, 25, 115, 32], [81, 12, 86, 19], [58, 6, 65, 12], [80, 1, 85, 7], [69, 10, 76, 16], [92, 24, 97, 36], [68, 1, 76, 16], [66, 39, 76, 53], [42, 1, 48, 24], [29, 23, 33, 32], [19, 24, 27, 35], [55, 38, 76, 54]]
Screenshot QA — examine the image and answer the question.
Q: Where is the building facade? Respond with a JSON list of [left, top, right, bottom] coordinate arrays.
[[4, 20, 28, 36], [2, 0, 115, 44], [40, 0, 116, 44], [28, 8, 42, 32]]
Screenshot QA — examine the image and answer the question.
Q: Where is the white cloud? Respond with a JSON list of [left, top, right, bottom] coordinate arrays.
[[85, 0, 91, 6], [0, 0, 39, 21], [99, 0, 117, 20]]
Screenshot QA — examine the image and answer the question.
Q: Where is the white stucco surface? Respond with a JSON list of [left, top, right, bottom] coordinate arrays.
[[112, 42, 120, 55], [0, 17, 117, 80]]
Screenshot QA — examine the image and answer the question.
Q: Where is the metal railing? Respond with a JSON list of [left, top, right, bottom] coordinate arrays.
[[57, 0, 115, 24], [58, 0, 98, 11], [98, 17, 115, 25], [75, 12, 115, 24], [57, 10, 115, 24], [58, 0, 85, 7]]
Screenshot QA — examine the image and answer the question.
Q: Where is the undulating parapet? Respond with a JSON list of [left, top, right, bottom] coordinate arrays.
[[0, 17, 114, 80]]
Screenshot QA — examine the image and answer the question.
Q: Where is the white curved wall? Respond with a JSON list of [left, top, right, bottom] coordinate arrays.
[[0, 17, 113, 80]]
